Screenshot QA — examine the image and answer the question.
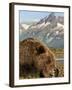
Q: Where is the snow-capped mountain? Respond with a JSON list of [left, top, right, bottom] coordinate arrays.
[[20, 12, 64, 48], [19, 23, 30, 35], [21, 24, 30, 30]]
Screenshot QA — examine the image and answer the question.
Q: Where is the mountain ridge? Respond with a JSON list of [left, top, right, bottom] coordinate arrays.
[[20, 12, 64, 48]]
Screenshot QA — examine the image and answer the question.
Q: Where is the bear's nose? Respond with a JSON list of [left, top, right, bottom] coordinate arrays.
[[49, 68, 59, 77], [54, 67, 59, 77]]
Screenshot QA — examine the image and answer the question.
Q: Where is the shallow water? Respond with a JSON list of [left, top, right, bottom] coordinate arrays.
[[56, 60, 64, 64]]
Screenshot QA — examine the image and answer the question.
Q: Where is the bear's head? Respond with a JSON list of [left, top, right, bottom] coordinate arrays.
[[35, 45, 58, 77]]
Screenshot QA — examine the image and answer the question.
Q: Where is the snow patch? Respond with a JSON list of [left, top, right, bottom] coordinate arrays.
[[57, 23, 64, 28], [21, 24, 30, 30]]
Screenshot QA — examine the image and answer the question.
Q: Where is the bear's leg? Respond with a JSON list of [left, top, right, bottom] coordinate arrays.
[[40, 71, 45, 78]]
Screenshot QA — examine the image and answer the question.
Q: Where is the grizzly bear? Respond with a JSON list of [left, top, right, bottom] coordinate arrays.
[[19, 38, 58, 78]]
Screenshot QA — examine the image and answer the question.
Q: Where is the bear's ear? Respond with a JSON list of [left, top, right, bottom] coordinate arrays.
[[36, 46, 46, 55]]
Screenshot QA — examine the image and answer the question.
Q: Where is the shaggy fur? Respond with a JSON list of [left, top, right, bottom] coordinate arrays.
[[19, 38, 58, 78]]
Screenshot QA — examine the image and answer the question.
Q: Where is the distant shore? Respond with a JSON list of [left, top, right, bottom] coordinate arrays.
[[56, 58, 64, 64]]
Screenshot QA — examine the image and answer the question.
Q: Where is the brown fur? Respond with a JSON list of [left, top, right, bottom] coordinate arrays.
[[19, 38, 57, 78]]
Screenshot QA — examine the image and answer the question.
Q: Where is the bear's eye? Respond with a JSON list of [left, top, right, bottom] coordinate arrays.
[[36, 46, 45, 55]]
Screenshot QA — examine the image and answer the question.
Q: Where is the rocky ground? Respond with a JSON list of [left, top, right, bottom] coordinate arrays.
[[55, 60, 64, 77]]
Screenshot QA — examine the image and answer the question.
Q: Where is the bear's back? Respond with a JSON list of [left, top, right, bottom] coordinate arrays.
[[19, 38, 46, 65]]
